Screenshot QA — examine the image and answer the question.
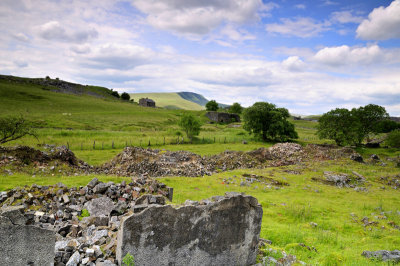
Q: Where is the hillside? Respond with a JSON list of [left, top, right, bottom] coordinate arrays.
[[130, 92, 205, 110], [177, 92, 209, 106]]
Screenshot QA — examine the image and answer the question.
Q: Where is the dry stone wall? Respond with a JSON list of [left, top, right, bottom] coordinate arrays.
[[116, 192, 263, 266]]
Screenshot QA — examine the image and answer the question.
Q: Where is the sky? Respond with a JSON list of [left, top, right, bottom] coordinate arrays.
[[1, 0, 400, 116]]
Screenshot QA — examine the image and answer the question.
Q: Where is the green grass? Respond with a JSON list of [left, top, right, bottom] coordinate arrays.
[[130, 92, 204, 110], [160, 158, 400, 265]]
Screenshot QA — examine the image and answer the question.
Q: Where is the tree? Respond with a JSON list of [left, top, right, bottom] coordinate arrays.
[[317, 108, 359, 146], [121, 92, 130, 101], [0, 116, 37, 144], [351, 104, 388, 144], [111, 90, 119, 98], [243, 102, 298, 142], [385, 130, 400, 148], [229, 102, 243, 114], [375, 119, 400, 133], [178, 113, 202, 141], [317, 104, 388, 146], [205, 100, 218, 111]]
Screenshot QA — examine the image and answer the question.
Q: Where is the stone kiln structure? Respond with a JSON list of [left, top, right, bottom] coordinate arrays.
[[139, 98, 156, 108], [206, 111, 240, 123]]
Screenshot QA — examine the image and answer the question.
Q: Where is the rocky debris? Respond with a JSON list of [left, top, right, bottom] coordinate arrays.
[[117, 192, 263, 266], [350, 153, 364, 163], [101, 143, 355, 178], [0, 176, 173, 265], [379, 174, 400, 190], [312, 171, 366, 188], [362, 250, 400, 262], [370, 154, 380, 161], [0, 210, 55, 265], [242, 173, 289, 187], [0, 145, 91, 175]]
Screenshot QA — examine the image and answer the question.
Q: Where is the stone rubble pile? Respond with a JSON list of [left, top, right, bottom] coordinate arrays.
[[362, 250, 400, 263], [0, 176, 173, 265], [101, 143, 353, 177]]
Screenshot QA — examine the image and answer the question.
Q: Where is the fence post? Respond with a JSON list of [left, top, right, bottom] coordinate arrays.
[[148, 140, 151, 146], [164, 136, 165, 145], [140, 140, 142, 147], [102, 142, 104, 150], [67, 142, 69, 149], [93, 140, 95, 150], [125, 141, 128, 147], [112, 141, 115, 149], [214, 137, 215, 143], [224, 137, 226, 143], [81, 142, 83, 150]]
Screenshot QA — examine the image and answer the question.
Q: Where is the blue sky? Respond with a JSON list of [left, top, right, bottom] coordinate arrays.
[[1, 0, 399, 115]]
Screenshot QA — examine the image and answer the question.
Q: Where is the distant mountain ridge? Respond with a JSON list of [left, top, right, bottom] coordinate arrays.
[[177, 92, 209, 106]]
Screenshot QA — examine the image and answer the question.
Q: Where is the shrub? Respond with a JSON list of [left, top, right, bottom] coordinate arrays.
[[178, 113, 202, 141], [111, 90, 120, 98], [386, 130, 400, 148], [205, 100, 218, 111], [121, 92, 130, 101]]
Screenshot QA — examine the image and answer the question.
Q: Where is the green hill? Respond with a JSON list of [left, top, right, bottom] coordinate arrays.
[[177, 92, 209, 106], [130, 92, 205, 110]]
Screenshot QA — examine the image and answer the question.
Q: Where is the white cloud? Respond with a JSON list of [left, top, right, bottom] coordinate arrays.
[[313, 45, 386, 66], [38, 21, 98, 43], [331, 11, 364, 24], [219, 25, 256, 42], [357, 0, 400, 40], [266, 17, 330, 37], [131, 0, 270, 36], [79, 43, 155, 70], [282, 56, 305, 71], [295, 4, 306, 10], [12, 33, 29, 42]]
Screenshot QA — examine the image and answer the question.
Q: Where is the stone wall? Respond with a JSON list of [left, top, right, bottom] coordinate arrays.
[[116, 193, 262, 266], [206, 111, 240, 123], [0, 206, 55, 266]]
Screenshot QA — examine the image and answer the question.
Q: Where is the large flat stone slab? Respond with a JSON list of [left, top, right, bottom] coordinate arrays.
[[116, 193, 262, 266], [0, 216, 55, 266]]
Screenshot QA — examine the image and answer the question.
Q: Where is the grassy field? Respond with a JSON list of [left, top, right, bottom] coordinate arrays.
[[2, 76, 400, 264], [130, 92, 204, 110]]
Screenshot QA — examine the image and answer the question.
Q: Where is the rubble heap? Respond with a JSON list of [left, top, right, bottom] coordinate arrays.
[[0, 176, 173, 265]]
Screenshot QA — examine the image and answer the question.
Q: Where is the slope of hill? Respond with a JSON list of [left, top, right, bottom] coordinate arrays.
[[177, 92, 209, 106], [130, 92, 204, 110]]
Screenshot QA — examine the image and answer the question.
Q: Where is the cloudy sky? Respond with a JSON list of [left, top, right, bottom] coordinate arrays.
[[1, 0, 400, 115]]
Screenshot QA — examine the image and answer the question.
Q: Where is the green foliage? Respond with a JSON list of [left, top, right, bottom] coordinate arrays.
[[317, 104, 388, 146], [78, 209, 90, 221], [120, 92, 130, 101], [375, 119, 400, 133], [205, 100, 219, 111], [242, 102, 298, 142], [229, 102, 243, 114], [0, 115, 37, 144], [385, 130, 400, 148], [317, 108, 358, 146], [122, 253, 135, 266], [111, 90, 120, 98], [178, 113, 202, 141]]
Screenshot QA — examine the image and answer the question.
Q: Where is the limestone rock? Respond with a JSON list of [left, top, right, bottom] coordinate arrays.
[[84, 197, 114, 217], [116, 194, 263, 266]]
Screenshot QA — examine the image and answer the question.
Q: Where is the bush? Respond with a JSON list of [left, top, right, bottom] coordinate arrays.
[[386, 130, 400, 148], [243, 102, 298, 142], [229, 102, 243, 114], [205, 100, 218, 111], [121, 92, 130, 101], [178, 113, 202, 141]]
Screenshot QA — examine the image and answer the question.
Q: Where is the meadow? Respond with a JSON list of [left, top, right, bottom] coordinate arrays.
[[1, 76, 400, 265]]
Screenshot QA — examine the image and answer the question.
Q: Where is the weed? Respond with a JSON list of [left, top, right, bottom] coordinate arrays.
[[122, 253, 135, 266]]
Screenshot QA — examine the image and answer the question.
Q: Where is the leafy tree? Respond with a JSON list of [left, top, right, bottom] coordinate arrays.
[[317, 108, 359, 146], [0, 116, 37, 144], [111, 90, 120, 98], [205, 100, 219, 111], [317, 104, 388, 146], [178, 113, 202, 141], [121, 92, 130, 101], [385, 130, 400, 148], [375, 119, 400, 133], [351, 104, 388, 144], [229, 102, 243, 114], [243, 102, 298, 142]]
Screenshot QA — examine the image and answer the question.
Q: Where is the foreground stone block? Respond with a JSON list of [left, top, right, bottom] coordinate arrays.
[[0, 215, 55, 266], [116, 193, 262, 266]]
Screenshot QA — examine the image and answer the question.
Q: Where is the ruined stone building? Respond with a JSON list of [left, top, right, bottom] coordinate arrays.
[[139, 98, 156, 108], [206, 111, 240, 123]]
